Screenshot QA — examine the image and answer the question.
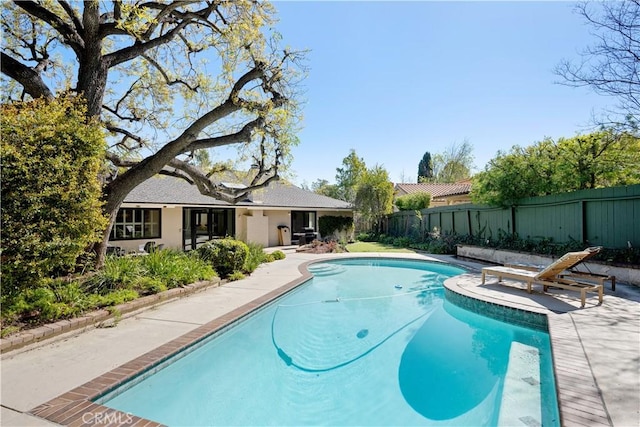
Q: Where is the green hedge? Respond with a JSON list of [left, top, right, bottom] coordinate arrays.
[[1, 96, 107, 297]]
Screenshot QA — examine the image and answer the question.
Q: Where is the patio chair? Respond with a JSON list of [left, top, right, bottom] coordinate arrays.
[[481, 248, 604, 307]]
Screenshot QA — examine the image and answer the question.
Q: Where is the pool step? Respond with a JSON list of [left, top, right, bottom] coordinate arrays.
[[308, 264, 347, 277], [498, 341, 543, 427]]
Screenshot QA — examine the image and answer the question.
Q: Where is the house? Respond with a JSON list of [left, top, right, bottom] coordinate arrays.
[[108, 176, 353, 252], [394, 181, 472, 207]]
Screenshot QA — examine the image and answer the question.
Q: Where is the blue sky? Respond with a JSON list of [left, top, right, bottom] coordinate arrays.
[[271, 1, 615, 186]]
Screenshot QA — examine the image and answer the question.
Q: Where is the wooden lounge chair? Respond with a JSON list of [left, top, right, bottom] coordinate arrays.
[[504, 246, 615, 291], [481, 248, 605, 307]]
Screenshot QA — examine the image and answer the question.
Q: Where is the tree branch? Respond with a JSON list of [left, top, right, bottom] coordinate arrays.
[[0, 53, 54, 100], [13, 0, 84, 53], [142, 53, 199, 91]]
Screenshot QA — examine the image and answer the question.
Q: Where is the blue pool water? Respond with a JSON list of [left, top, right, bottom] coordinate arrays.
[[100, 259, 560, 426]]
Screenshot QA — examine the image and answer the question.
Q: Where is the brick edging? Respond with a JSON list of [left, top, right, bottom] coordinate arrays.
[[0, 278, 221, 354]]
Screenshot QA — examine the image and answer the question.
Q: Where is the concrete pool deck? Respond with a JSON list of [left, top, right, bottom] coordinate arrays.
[[1, 251, 638, 426]]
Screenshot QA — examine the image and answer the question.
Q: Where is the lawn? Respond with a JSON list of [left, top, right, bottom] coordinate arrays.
[[345, 241, 416, 253]]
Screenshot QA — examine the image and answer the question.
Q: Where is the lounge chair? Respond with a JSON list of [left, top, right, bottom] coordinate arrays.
[[481, 248, 605, 307], [503, 246, 615, 291]]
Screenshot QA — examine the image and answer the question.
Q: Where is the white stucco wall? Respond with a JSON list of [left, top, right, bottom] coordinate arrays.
[[267, 210, 292, 246], [109, 205, 354, 251], [245, 209, 269, 246]]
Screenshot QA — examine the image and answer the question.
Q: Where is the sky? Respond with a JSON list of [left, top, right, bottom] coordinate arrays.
[[270, 1, 616, 186]]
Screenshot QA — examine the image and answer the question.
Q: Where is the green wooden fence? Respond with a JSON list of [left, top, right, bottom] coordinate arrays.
[[387, 184, 640, 249]]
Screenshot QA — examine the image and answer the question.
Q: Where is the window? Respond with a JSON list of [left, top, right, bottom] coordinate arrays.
[[110, 208, 161, 240], [291, 211, 317, 234]]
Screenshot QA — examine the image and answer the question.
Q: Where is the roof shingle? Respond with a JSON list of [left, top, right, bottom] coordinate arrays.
[[394, 182, 471, 198], [124, 176, 352, 210]]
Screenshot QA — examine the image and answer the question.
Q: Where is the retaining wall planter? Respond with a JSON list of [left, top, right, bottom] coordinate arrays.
[[456, 244, 640, 286], [0, 278, 221, 354]]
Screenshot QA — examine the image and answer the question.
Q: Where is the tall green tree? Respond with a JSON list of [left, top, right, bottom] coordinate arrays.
[[1, 1, 305, 266], [355, 165, 394, 233], [335, 149, 367, 203], [471, 131, 640, 207], [417, 151, 433, 182]]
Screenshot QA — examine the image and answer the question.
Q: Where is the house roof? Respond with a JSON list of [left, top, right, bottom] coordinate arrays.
[[124, 176, 352, 210], [394, 182, 472, 198]]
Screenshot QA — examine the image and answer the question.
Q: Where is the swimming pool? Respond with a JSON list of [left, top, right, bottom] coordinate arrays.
[[98, 258, 560, 426]]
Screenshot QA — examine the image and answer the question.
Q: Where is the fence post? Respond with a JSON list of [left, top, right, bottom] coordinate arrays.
[[581, 200, 587, 244]]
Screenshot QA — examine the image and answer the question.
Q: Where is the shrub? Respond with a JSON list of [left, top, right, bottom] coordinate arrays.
[[271, 250, 286, 260], [244, 242, 266, 273], [227, 271, 246, 281], [357, 232, 378, 242], [140, 249, 214, 288], [83, 255, 143, 294], [88, 289, 139, 307], [132, 277, 167, 295], [198, 238, 249, 277], [264, 253, 276, 262], [395, 192, 431, 211], [1, 96, 108, 297]]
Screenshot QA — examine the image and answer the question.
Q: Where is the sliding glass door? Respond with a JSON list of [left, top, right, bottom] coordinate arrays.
[[183, 208, 235, 250]]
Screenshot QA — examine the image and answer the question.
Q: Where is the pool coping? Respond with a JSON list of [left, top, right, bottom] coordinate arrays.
[[443, 275, 613, 426], [27, 256, 610, 426]]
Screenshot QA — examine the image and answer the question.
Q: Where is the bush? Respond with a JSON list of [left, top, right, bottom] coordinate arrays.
[[1, 96, 108, 297], [198, 238, 249, 277], [271, 250, 286, 260], [395, 192, 431, 211], [357, 232, 378, 242], [84, 255, 143, 294], [227, 271, 246, 281], [244, 242, 266, 273], [140, 249, 215, 288], [132, 277, 167, 295]]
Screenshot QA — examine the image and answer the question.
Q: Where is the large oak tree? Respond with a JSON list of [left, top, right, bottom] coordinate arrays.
[[1, 1, 304, 265], [556, 0, 639, 130]]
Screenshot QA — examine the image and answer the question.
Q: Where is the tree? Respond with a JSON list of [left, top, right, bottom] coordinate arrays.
[[335, 149, 367, 203], [355, 165, 394, 233], [1, 96, 108, 295], [310, 179, 341, 199], [417, 151, 433, 182], [555, 1, 640, 131], [1, 1, 304, 266], [555, 131, 640, 190], [431, 140, 474, 183], [470, 139, 561, 207], [471, 130, 640, 207]]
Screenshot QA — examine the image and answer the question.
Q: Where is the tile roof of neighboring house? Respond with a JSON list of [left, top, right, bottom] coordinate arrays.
[[394, 182, 472, 198], [124, 176, 352, 210]]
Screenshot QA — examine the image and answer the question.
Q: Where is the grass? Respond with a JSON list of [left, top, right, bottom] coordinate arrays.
[[346, 241, 416, 253]]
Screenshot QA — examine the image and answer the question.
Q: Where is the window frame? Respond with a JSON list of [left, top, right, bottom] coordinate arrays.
[[110, 208, 162, 241]]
